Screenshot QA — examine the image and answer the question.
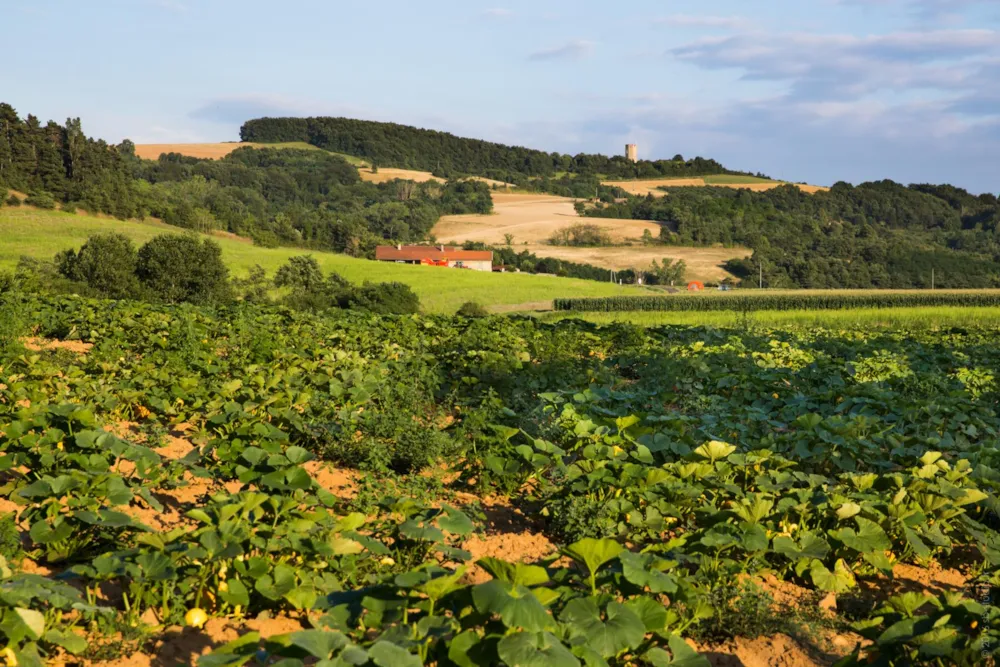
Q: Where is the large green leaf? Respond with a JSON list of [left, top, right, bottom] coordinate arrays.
[[829, 518, 891, 554], [15, 608, 45, 640], [478, 558, 549, 587], [772, 530, 830, 561], [497, 631, 580, 667], [693, 440, 735, 463], [645, 635, 711, 667], [197, 631, 261, 667], [288, 629, 349, 658], [810, 558, 856, 593], [562, 539, 623, 579], [618, 552, 677, 593], [560, 599, 645, 658], [472, 580, 552, 632], [368, 641, 421, 667]]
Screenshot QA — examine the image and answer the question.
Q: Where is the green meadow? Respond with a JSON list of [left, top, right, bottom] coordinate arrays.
[[0, 208, 645, 313]]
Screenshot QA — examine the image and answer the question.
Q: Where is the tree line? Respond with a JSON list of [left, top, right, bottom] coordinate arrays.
[[3, 232, 422, 315], [0, 104, 494, 258], [0, 103, 139, 218], [585, 181, 1000, 288], [239, 116, 763, 182]]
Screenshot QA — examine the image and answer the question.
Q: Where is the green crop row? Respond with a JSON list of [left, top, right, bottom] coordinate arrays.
[[554, 292, 1000, 312]]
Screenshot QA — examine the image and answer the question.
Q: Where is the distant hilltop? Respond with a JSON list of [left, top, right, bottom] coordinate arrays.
[[239, 116, 771, 184]]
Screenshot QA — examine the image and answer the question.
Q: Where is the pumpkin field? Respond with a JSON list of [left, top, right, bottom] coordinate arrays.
[[0, 295, 997, 666]]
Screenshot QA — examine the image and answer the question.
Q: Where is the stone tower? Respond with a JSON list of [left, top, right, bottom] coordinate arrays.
[[625, 143, 638, 163]]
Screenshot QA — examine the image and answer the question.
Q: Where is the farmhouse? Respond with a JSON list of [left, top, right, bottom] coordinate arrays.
[[375, 244, 494, 272]]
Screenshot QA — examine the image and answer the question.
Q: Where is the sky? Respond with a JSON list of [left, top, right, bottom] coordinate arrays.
[[4, 0, 999, 192]]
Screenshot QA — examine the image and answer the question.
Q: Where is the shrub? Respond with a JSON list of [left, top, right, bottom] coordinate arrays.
[[0, 295, 26, 356], [6, 194, 22, 207], [232, 265, 272, 304], [548, 223, 613, 247], [136, 234, 231, 305], [57, 233, 140, 299], [25, 193, 57, 209], [250, 230, 281, 248], [340, 281, 420, 315], [456, 301, 489, 317], [61, 201, 79, 214], [274, 255, 324, 292]]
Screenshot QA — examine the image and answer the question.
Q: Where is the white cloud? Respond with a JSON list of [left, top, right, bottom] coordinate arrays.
[[654, 14, 751, 30], [148, 0, 188, 13], [528, 40, 595, 61], [482, 8, 512, 19], [671, 29, 998, 101]]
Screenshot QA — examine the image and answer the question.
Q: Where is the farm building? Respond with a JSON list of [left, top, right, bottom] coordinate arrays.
[[375, 245, 494, 272]]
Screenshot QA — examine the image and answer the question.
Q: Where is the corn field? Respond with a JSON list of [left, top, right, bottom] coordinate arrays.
[[553, 292, 1000, 312]]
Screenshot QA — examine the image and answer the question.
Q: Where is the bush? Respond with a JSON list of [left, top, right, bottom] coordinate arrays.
[[57, 233, 140, 299], [60, 201, 79, 214], [25, 193, 57, 209], [6, 194, 22, 207], [548, 223, 613, 247], [456, 301, 489, 317], [136, 234, 231, 305], [232, 265, 272, 305], [274, 255, 324, 292], [251, 230, 281, 248], [341, 281, 420, 315]]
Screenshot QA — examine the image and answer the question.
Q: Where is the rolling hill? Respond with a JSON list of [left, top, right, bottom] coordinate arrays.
[[434, 193, 748, 282], [0, 208, 649, 313]]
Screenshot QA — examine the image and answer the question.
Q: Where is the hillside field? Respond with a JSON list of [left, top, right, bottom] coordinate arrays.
[[0, 208, 649, 313], [133, 141, 370, 166], [434, 193, 749, 281], [603, 176, 830, 196], [134, 143, 512, 188]]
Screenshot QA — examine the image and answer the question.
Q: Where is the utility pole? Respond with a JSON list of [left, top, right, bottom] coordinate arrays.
[[931, 268, 935, 290], [759, 263, 763, 289]]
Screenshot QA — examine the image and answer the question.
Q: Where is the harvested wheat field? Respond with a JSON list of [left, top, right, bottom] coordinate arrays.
[[434, 192, 748, 280], [435, 193, 659, 244], [519, 243, 748, 280], [134, 142, 262, 160], [358, 166, 512, 188], [604, 177, 829, 197]]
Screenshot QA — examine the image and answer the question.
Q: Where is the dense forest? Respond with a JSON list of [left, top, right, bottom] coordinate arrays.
[[0, 104, 493, 256], [0, 103, 140, 217], [240, 116, 764, 183], [133, 148, 493, 252], [587, 181, 1000, 288]]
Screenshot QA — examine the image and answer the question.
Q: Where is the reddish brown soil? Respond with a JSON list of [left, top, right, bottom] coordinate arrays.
[[694, 633, 855, 667], [84, 614, 305, 667], [303, 460, 358, 499], [457, 494, 557, 583]]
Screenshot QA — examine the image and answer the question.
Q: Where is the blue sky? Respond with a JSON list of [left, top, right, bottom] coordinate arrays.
[[4, 0, 999, 192]]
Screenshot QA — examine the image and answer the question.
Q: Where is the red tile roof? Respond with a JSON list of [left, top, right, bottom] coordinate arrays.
[[375, 246, 494, 262]]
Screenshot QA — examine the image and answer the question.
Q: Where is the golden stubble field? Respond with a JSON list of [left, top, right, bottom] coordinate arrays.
[[603, 178, 830, 197], [134, 143, 262, 160], [434, 193, 749, 281], [134, 143, 511, 187]]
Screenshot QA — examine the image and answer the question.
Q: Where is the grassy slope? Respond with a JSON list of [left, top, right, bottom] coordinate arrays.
[[0, 208, 645, 313], [702, 174, 778, 184]]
